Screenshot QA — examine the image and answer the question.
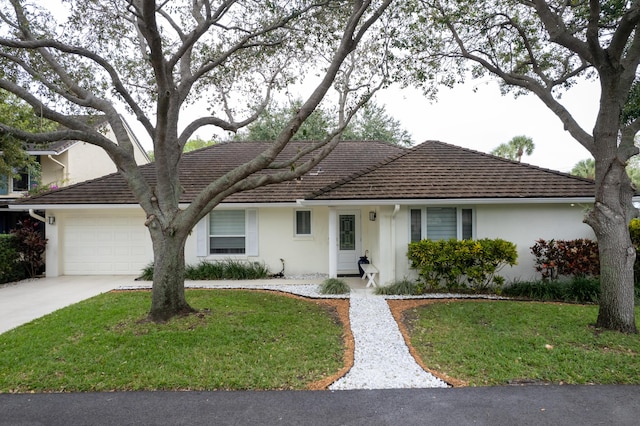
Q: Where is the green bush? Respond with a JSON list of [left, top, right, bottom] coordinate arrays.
[[407, 238, 517, 292], [138, 259, 271, 281], [503, 276, 600, 304], [374, 278, 419, 295], [319, 278, 350, 295], [502, 279, 567, 301], [0, 234, 26, 284]]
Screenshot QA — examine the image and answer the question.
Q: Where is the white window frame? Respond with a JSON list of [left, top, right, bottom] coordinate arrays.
[[201, 209, 258, 257], [410, 206, 475, 241], [294, 209, 312, 237]]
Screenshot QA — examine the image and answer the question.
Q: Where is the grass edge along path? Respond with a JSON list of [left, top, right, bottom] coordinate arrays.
[[0, 289, 352, 393], [389, 299, 640, 387]]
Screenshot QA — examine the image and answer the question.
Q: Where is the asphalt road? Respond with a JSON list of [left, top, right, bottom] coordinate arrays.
[[2, 385, 640, 426]]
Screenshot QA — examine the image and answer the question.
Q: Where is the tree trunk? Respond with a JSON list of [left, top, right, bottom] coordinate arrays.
[[586, 126, 638, 333], [590, 202, 638, 333], [148, 227, 195, 322]]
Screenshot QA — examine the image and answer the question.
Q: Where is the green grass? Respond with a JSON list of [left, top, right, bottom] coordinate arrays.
[[0, 290, 344, 393], [404, 301, 640, 386]]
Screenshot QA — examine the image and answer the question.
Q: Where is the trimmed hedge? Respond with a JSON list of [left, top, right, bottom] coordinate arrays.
[[407, 238, 517, 292], [0, 234, 26, 284]]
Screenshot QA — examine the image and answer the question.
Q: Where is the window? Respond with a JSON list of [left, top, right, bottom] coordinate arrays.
[[295, 210, 312, 236], [410, 207, 474, 242], [12, 169, 30, 192], [0, 175, 7, 195], [209, 210, 246, 254]]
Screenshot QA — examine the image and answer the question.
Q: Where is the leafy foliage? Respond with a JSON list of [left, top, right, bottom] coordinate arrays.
[[0, 234, 26, 284], [503, 277, 600, 304], [10, 219, 47, 278], [319, 278, 350, 295], [530, 239, 600, 280], [233, 99, 412, 146], [407, 238, 517, 292], [139, 259, 270, 281]]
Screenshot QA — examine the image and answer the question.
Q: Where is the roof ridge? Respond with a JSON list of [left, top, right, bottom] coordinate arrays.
[[307, 142, 414, 199]]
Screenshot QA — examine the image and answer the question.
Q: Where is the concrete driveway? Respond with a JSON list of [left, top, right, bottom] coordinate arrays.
[[0, 276, 141, 334]]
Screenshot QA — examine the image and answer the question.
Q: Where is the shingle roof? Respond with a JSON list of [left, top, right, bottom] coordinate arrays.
[[17, 140, 596, 206], [308, 140, 596, 200], [18, 140, 407, 205]]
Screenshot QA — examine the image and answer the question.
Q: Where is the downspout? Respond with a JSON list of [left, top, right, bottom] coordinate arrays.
[[47, 155, 67, 181], [29, 209, 46, 223], [391, 204, 400, 281]]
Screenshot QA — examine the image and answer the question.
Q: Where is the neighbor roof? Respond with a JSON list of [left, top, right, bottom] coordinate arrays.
[[25, 115, 110, 155], [16, 140, 596, 206]]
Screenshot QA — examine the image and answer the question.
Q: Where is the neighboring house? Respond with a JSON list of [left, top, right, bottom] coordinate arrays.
[[13, 140, 603, 283], [0, 115, 150, 233]]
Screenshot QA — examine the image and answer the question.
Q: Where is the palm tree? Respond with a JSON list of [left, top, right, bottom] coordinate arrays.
[[490, 135, 535, 162], [570, 158, 596, 180]]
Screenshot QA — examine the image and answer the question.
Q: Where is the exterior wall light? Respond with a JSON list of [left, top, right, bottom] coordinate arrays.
[[369, 211, 376, 221], [48, 216, 56, 225]]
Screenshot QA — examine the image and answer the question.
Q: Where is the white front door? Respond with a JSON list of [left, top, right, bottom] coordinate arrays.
[[337, 211, 361, 274]]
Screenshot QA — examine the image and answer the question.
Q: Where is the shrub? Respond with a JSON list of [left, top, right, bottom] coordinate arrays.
[[565, 276, 600, 304], [502, 279, 567, 301], [530, 238, 599, 280], [319, 278, 350, 295], [503, 276, 600, 304], [139, 259, 271, 281], [407, 238, 517, 292], [374, 278, 419, 295], [11, 219, 47, 278], [0, 234, 26, 284]]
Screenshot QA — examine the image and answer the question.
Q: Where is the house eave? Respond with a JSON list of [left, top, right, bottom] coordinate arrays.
[[9, 201, 305, 210], [297, 196, 601, 206]]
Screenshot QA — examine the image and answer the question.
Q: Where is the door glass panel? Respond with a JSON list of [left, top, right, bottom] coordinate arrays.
[[339, 215, 355, 250]]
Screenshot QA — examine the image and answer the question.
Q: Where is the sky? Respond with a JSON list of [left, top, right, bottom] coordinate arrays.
[[374, 78, 598, 174]]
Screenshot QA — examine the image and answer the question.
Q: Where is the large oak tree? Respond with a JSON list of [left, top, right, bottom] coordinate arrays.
[[403, 0, 640, 332], [0, 0, 394, 321]]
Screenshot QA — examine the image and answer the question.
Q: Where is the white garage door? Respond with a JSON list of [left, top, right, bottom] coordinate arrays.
[[62, 214, 152, 275]]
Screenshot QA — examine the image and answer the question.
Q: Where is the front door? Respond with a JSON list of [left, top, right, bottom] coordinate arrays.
[[337, 211, 361, 274]]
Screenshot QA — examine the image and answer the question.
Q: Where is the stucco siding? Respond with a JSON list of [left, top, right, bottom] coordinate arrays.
[[475, 203, 594, 281], [392, 203, 594, 284], [185, 206, 331, 277]]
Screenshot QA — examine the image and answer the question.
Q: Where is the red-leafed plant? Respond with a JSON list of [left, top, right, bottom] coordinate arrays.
[[11, 219, 47, 278], [531, 239, 599, 280]]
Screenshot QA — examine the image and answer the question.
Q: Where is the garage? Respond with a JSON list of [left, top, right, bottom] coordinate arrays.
[[61, 213, 152, 275]]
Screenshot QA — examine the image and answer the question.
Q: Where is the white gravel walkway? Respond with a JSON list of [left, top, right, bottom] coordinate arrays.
[[328, 291, 448, 390]]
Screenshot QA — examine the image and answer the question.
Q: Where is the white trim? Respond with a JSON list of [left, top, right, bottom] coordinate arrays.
[[297, 197, 601, 206], [10, 202, 303, 210]]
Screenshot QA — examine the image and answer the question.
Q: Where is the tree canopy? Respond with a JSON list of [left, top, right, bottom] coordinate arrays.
[[231, 99, 412, 146], [0, 0, 395, 321]]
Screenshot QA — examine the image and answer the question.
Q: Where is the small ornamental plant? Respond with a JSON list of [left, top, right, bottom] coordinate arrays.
[[11, 219, 47, 278]]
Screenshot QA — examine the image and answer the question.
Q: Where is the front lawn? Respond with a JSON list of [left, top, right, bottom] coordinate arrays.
[[400, 300, 640, 386], [0, 289, 345, 392]]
